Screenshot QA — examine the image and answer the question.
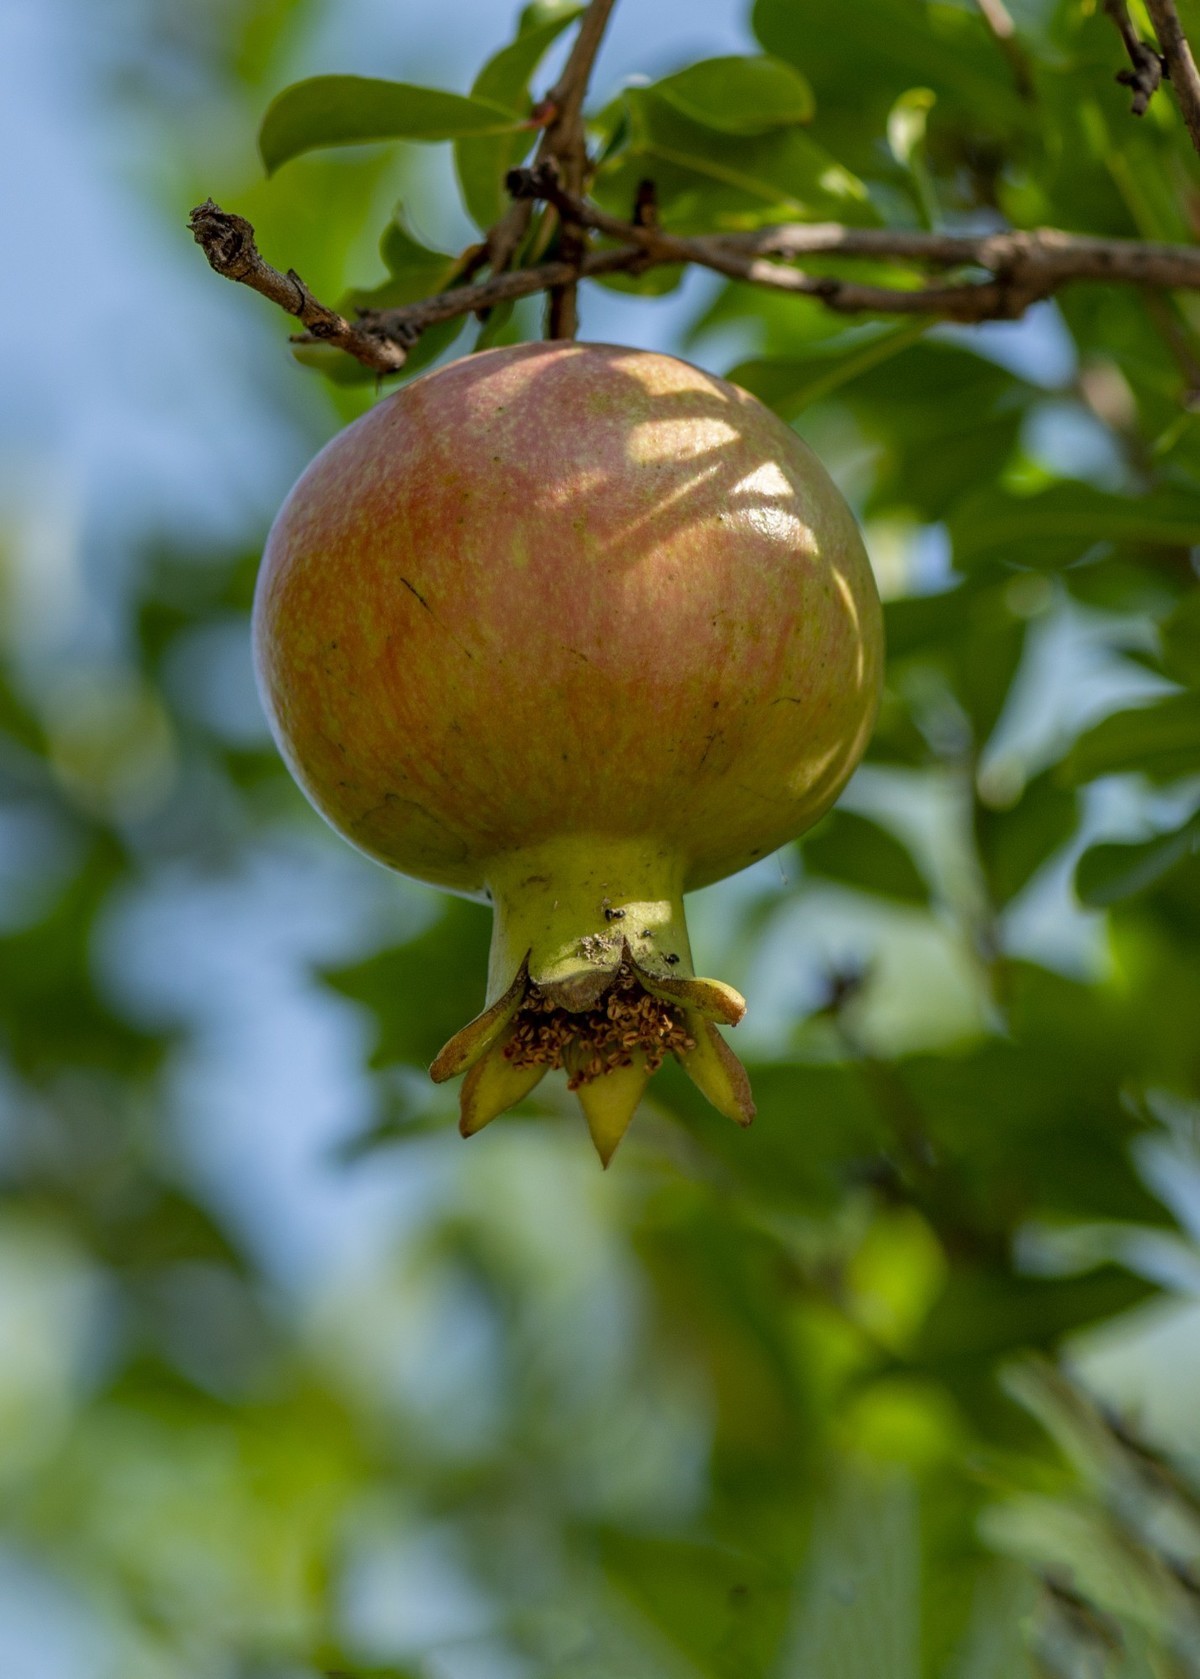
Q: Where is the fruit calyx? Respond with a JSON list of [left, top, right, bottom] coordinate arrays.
[[428, 836, 755, 1165]]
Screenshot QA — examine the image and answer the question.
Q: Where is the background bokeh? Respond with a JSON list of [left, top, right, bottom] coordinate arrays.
[[3, 0, 1200, 1674]]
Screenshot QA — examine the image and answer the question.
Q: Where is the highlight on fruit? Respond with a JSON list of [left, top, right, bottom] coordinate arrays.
[[253, 340, 884, 1163]]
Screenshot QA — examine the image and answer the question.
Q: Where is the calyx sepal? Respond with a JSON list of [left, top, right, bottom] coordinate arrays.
[[432, 939, 754, 1164]]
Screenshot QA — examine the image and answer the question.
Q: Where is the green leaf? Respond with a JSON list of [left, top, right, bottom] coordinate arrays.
[[259, 76, 526, 174], [455, 5, 583, 230], [859, 347, 1028, 522], [955, 609, 1027, 747], [297, 210, 472, 384], [472, 300, 518, 350], [293, 204, 467, 383], [976, 772, 1080, 907], [784, 1473, 920, 1679], [887, 87, 935, 169], [379, 214, 452, 283], [1062, 692, 1200, 783], [884, 576, 1028, 745], [519, 0, 581, 21], [593, 90, 872, 231], [886, 87, 939, 229], [600, 1533, 790, 1677], [802, 809, 930, 904], [654, 1056, 885, 1213], [914, 1263, 1156, 1372], [882, 582, 975, 661], [344, 209, 461, 312], [740, 341, 1028, 518], [96, 1189, 251, 1272], [897, 962, 1166, 1233], [1160, 589, 1200, 689], [0, 837, 161, 1077], [728, 322, 932, 419], [948, 482, 1200, 573], [948, 1567, 1039, 1679], [1075, 809, 1200, 907], [648, 55, 815, 136], [404, 314, 473, 372], [289, 343, 382, 385], [753, 0, 1030, 177]]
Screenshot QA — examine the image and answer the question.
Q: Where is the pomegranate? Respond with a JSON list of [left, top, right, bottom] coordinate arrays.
[[254, 341, 882, 1163]]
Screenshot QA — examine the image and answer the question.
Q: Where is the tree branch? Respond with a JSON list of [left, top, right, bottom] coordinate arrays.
[[477, 0, 620, 329], [1144, 0, 1200, 153], [535, 0, 619, 338], [505, 163, 1200, 313], [1105, 0, 1166, 116], [542, 0, 619, 169], [188, 199, 411, 374], [355, 243, 647, 334], [974, 0, 1036, 101], [191, 183, 1200, 378]]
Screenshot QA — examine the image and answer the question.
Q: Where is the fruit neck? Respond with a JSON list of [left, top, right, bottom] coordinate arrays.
[[484, 837, 692, 1007]]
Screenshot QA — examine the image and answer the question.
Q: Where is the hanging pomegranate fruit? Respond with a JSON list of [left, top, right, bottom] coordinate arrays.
[[254, 341, 883, 1162]]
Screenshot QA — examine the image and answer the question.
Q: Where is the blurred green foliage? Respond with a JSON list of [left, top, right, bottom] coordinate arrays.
[[4, 0, 1200, 1674]]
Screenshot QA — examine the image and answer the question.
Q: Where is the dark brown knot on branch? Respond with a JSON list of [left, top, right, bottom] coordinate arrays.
[[1116, 41, 1169, 114], [189, 199, 260, 281]]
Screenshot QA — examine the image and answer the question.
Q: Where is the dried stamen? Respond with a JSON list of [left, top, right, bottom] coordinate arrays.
[[503, 967, 696, 1087]]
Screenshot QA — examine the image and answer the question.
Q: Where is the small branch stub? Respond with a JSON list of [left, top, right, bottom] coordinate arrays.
[[1106, 0, 1167, 115], [1116, 41, 1168, 116], [188, 199, 413, 373], [1106, 0, 1200, 152], [1145, 0, 1200, 153]]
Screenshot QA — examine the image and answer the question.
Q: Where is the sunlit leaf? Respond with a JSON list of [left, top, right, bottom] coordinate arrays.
[[259, 76, 526, 174], [648, 55, 815, 136], [593, 90, 872, 230], [753, 0, 1030, 176], [887, 88, 935, 169]]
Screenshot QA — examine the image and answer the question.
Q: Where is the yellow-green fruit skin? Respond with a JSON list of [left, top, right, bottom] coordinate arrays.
[[253, 340, 883, 900]]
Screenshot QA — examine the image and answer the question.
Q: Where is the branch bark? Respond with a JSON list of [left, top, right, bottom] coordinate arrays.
[[534, 0, 619, 338], [190, 185, 1200, 378], [974, 0, 1036, 100], [477, 0, 620, 329], [1144, 0, 1200, 153], [188, 199, 411, 374]]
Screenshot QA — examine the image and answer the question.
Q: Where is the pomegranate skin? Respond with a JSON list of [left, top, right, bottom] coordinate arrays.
[[254, 340, 883, 899], [255, 340, 883, 1158]]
